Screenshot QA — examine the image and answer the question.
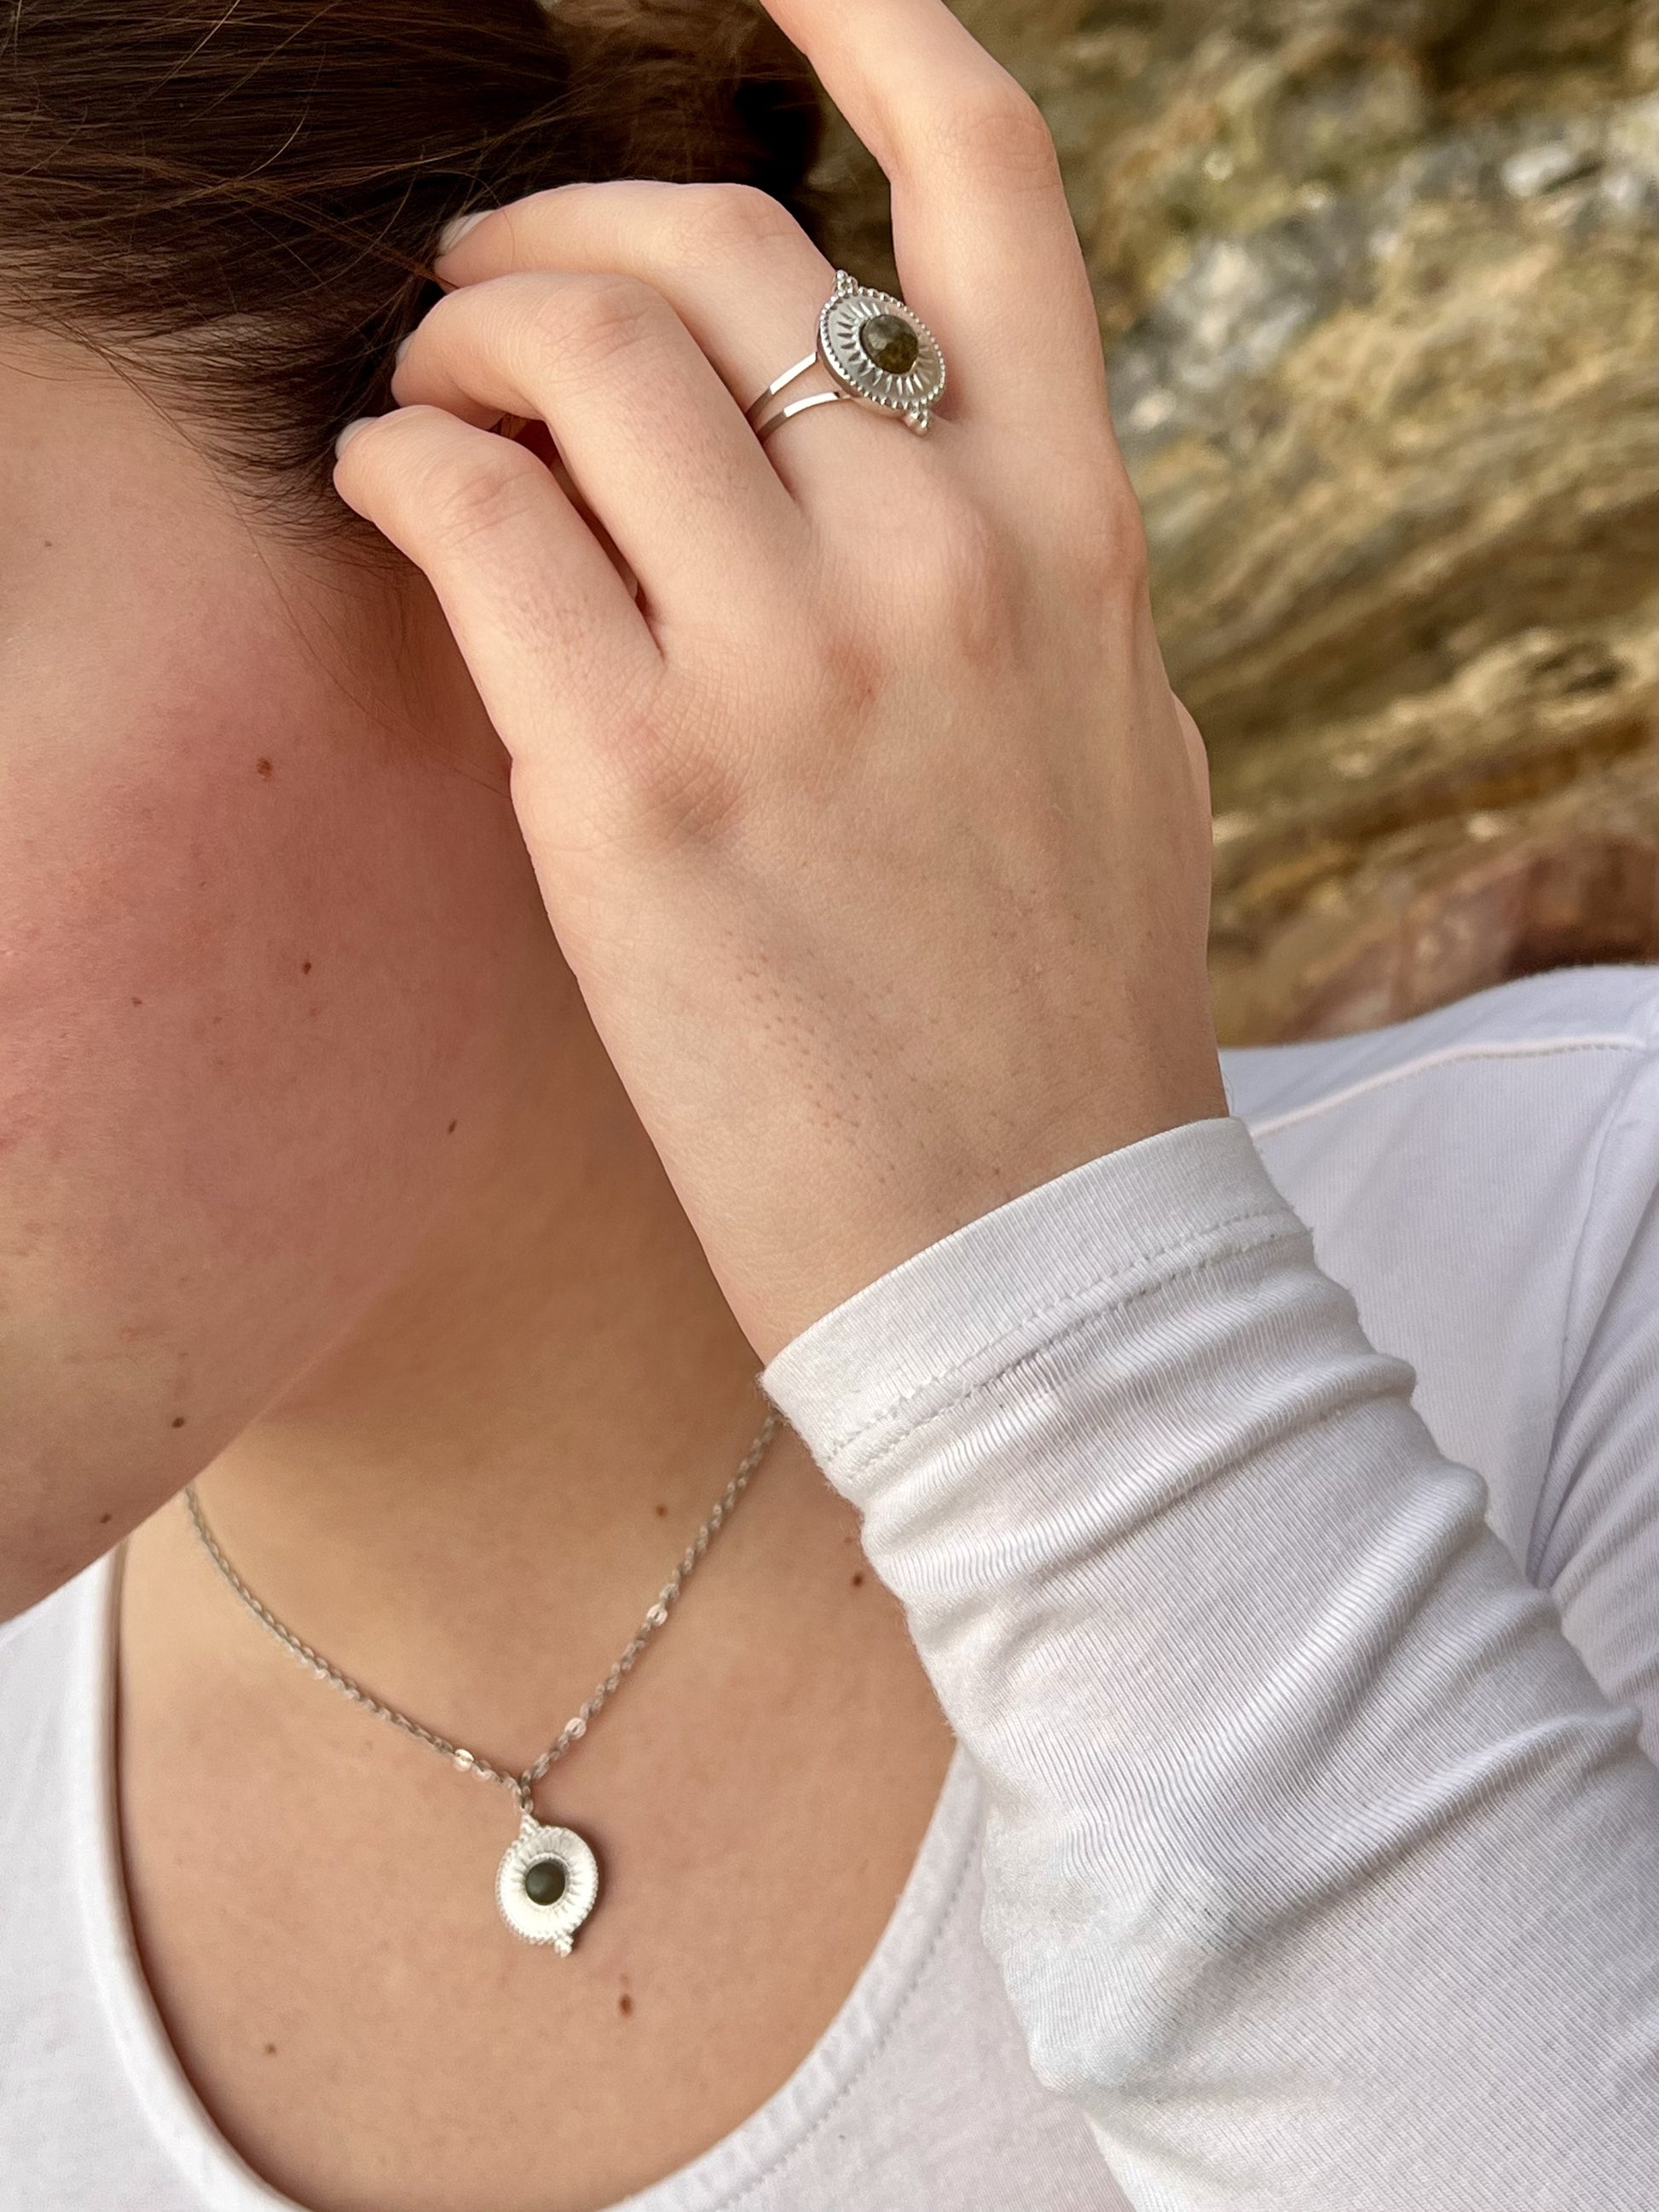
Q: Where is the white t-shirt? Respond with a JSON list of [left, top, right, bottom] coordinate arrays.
[[3, 966, 1656, 2211]]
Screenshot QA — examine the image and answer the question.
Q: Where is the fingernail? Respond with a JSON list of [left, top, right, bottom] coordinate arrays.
[[436, 207, 492, 256], [334, 417, 379, 459], [393, 330, 414, 367]]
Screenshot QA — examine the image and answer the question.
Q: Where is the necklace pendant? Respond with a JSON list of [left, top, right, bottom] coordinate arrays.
[[495, 1812, 600, 1952]]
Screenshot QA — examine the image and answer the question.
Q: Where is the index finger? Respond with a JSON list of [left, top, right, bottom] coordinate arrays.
[[757, 0, 1113, 442]]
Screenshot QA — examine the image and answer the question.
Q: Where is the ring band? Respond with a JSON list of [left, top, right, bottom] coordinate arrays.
[[744, 373, 853, 443], [746, 269, 946, 444]]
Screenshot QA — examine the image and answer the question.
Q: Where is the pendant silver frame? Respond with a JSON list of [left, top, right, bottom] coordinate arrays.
[[495, 1816, 600, 1951]]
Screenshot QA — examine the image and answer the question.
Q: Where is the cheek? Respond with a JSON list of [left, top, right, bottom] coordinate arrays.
[[0, 608, 540, 1543]]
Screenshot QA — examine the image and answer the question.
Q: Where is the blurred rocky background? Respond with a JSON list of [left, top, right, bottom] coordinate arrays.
[[807, 0, 1658, 1042]]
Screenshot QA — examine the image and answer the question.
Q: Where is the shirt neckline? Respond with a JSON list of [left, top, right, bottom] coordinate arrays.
[[71, 1546, 980, 2212]]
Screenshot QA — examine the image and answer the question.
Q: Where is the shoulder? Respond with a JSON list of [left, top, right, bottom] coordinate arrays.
[[1218, 967, 1657, 1565], [1221, 964, 1656, 1137]]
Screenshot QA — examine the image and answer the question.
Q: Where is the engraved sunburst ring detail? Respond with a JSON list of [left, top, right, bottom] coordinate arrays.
[[817, 271, 946, 433], [495, 1816, 601, 1951]]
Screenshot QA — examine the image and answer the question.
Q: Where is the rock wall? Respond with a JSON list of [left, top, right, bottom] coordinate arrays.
[[809, 0, 1657, 1042]]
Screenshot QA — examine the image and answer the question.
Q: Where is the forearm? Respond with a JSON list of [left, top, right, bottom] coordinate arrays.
[[762, 1116, 1659, 2211]]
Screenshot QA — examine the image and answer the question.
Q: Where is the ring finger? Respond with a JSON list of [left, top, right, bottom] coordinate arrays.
[[432, 180, 951, 491]]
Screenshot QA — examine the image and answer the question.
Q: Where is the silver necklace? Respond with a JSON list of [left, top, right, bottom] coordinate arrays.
[[182, 1401, 783, 1952]]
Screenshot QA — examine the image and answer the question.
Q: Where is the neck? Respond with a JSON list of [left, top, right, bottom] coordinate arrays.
[[169, 959, 817, 1770]]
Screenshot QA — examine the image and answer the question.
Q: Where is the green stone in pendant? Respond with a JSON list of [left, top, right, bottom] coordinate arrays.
[[858, 313, 920, 376], [523, 1857, 567, 1907]]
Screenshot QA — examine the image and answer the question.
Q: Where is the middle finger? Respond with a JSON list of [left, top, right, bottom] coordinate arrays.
[[390, 265, 808, 632], [433, 181, 945, 488]]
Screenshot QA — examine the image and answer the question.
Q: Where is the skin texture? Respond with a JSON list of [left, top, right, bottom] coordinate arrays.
[[7, 0, 1223, 1626], [337, 0, 1224, 1387], [119, 1424, 955, 2212], [0, 330, 548, 1614], [2, 325, 957, 2209], [4, 2, 1221, 2203]]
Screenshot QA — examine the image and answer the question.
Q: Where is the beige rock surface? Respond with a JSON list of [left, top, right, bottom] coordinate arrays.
[[808, 0, 1657, 1042]]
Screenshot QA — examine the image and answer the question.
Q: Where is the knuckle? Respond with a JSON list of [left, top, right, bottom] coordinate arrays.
[[1075, 489, 1149, 602], [604, 708, 750, 852], [806, 612, 884, 731], [525, 273, 662, 378], [1037, 442, 1149, 603], [668, 182, 801, 263], [408, 430, 543, 554], [929, 79, 1058, 188], [910, 494, 1013, 642]]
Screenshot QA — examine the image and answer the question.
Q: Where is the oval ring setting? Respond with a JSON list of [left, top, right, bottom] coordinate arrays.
[[746, 270, 947, 442]]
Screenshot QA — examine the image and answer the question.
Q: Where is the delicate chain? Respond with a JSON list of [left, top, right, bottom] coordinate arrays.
[[182, 1401, 783, 1817]]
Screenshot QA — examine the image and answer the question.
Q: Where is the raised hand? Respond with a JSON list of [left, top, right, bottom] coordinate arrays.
[[332, 0, 1224, 1360]]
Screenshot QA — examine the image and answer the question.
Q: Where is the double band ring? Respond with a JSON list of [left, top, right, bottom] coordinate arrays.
[[746, 269, 947, 444]]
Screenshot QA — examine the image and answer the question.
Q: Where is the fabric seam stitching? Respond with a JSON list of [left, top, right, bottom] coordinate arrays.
[[1246, 1034, 1645, 1141], [783, 1203, 1298, 1459], [847, 1229, 1355, 1481]]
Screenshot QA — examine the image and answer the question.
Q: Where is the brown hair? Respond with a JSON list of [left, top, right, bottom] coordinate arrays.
[[0, 0, 824, 527]]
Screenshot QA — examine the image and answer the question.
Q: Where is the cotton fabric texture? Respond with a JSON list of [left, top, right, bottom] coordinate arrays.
[[3, 966, 1655, 2211]]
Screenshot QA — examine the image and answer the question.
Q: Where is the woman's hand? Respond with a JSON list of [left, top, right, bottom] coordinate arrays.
[[332, 0, 1224, 1362]]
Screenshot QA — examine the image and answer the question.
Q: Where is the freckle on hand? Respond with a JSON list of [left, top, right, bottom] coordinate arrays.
[[255, 758, 274, 779], [301, 961, 313, 976], [618, 1993, 633, 2016], [851, 1572, 864, 1587], [171, 1416, 187, 1429]]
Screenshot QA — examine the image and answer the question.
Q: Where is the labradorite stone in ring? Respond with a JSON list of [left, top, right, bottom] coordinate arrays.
[[858, 313, 920, 376], [523, 1857, 567, 1907]]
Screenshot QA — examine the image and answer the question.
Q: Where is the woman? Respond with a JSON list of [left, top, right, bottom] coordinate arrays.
[[1, 1, 1654, 2207]]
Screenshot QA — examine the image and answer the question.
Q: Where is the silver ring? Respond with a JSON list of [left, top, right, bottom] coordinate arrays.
[[745, 269, 946, 444]]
